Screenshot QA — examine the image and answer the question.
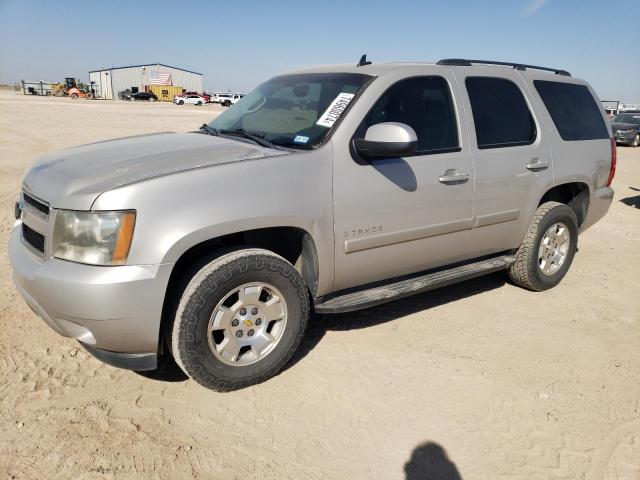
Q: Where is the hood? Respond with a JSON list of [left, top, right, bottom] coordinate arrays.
[[611, 122, 639, 132], [23, 131, 286, 209]]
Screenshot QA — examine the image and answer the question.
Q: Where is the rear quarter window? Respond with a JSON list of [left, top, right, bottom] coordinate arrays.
[[534, 80, 609, 141]]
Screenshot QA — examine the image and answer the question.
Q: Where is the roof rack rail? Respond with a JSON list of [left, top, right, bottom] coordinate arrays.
[[437, 59, 571, 77]]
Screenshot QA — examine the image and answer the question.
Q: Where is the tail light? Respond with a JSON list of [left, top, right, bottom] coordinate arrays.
[[607, 138, 616, 187]]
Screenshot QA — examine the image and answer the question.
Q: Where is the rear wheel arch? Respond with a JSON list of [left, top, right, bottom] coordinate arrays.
[[538, 182, 590, 228]]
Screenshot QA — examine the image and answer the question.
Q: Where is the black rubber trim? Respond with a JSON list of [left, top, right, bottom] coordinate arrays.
[[81, 343, 158, 371], [353, 139, 417, 159]]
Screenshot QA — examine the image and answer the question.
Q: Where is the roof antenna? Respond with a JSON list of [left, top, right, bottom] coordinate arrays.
[[357, 54, 372, 67]]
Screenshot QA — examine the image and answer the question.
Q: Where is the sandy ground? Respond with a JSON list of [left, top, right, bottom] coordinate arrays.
[[0, 88, 638, 480]]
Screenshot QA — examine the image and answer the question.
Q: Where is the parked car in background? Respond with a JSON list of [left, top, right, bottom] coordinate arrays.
[[180, 91, 211, 103], [173, 94, 207, 106], [211, 93, 232, 104], [611, 113, 640, 147], [219, 93, 245, 107], [11, 58, 615, 392], [120, 90, 158, 102], [204, 92, 219, 103], [209, 92, 229, 104]]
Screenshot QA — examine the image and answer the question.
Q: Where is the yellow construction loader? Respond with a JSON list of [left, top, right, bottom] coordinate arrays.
[[50, 78, 94, 99]]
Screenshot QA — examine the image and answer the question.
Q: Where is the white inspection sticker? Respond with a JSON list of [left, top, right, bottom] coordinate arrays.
[[316, 92, 355, 128]]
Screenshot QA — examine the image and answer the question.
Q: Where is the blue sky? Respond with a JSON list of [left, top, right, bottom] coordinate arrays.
[[0, 0, 638, 102]]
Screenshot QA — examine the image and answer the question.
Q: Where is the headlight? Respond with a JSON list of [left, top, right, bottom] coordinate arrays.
[[626, 127, 637, 132], [52, 210, 136, 265]]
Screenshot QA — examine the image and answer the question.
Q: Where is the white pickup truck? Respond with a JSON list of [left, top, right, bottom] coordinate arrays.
[[213, 93, 245, 107]]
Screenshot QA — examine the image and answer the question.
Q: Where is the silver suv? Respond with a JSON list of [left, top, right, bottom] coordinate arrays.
[[10, 58, 615, 391]]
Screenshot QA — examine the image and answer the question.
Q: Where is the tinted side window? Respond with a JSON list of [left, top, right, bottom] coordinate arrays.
[[363, 76, 460, 154], [534, 80, 609, 141], [466, 77, 536, 149]]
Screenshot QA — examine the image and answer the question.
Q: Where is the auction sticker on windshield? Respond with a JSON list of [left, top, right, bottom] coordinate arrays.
[[316, 93, 355, 128]]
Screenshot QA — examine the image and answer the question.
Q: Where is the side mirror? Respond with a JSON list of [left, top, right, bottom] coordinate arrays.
[[353, 122, 417, 160]]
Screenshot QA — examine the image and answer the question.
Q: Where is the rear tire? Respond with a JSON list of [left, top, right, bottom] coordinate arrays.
[[178, 100, 184, 105], [149, 97, 155, 102], [171, 248, 309, 391], [633, 134, 639, 148], [129, 96, 135, 101], [508, 201, 578, 291]]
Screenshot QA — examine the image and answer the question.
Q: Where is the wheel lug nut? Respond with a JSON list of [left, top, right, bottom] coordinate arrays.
[[236, 331, 243, 338], [231, 319, 239, 327], [240, 308, 247, 315], [247, 329, 255, 337], [251, 307, 259, 315], [255, 318, 262, 326]]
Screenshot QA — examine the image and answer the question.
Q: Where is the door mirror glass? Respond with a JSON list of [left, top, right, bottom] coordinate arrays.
[[354, 122, 418, 159]]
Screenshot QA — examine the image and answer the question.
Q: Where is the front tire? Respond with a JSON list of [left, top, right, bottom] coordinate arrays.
[[508, 201, 578, 291], [633, 134, 639, 148], [171, 249, 310, 391]]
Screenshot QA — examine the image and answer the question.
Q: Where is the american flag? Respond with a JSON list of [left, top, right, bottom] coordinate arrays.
[[150, 71, 172, 85]]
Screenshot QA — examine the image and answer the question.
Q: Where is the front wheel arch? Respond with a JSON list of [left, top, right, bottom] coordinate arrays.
[[158, 227, 320, 356]]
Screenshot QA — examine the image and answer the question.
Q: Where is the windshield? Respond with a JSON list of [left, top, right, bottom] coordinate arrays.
[[207, 73, 372, 149], [611, 113, 640, 125]]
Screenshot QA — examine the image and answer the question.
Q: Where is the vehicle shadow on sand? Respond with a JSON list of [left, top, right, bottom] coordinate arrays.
[[287, 271, 507, 371], [619, 187, 640, 208], [139, 272, 506, 383]]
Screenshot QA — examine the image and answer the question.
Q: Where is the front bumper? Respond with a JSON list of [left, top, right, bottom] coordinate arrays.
[[9, 224, 173, 369], [614, 131, 637, 145]]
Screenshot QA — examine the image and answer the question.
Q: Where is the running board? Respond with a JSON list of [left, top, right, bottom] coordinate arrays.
[[314, 254, 515, 314]]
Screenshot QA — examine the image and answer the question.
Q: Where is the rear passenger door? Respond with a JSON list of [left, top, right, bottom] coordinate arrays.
[[453, 70, 554, 256]]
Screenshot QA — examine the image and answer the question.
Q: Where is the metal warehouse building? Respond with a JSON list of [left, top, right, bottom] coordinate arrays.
[[89, 63, 203, 100]]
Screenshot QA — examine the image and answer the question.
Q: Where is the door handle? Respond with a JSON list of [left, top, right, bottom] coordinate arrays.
[[438, 169, 469, 185], [526, 158, 549, 172]]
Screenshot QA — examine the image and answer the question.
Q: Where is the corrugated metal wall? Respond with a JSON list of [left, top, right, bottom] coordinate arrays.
[[89, 71, 114, 100], [89, 64, 203, 100], [107, 64, 202, 100]]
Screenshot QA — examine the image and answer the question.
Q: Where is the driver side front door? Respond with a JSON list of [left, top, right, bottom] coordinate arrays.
[[331, 73, 475, 291]]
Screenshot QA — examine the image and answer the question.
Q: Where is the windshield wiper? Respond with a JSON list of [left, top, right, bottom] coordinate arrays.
[[199, 124, 219, 136], [219, 128, 287, 150]]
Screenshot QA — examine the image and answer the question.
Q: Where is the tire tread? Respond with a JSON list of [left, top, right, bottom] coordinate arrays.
[[171, 248, 309, 391], [508, 201, 569, 291]]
